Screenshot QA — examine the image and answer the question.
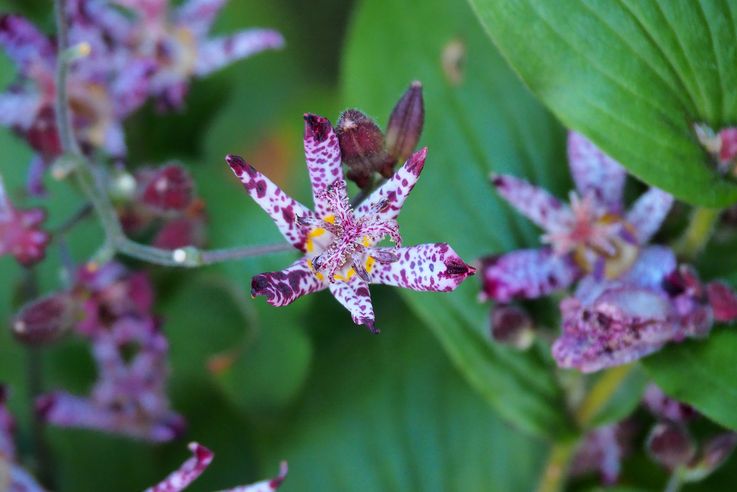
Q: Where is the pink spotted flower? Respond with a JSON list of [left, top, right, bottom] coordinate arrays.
[[106, 0, 285, 109], [145, 442, 287, 492], [0, 174, 50, 266], [227, 114, 475, 332]]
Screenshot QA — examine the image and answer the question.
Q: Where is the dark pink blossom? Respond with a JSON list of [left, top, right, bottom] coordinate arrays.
[[140, 164, 195, 213], [0, 174, 50, 266], [570, 422, 634, 485], [227, 114, 475, 332], [146, 442, 287, 492]]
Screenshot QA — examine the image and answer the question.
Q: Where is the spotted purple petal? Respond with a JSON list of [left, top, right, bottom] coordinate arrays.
[[553, 286, 676, 373], [329, 275, 376, 332], [0, 14, 55, 75], [226, 154, 314, 251], [303, 114, 344, 218], [111, 58, 156, 118], [145, 442, 214, 492], [251, 258, 327, 307], [194, 30, 285, 77], [114, 0, 168, 20], [356, 147, 427, 222], [0, 90, 41, 131], [480, 248, 580, 302], [175, 0, 227, 37], [491, 173, 572, 233], [220, 462, 288, 492], [368, 243, 475, 292], [625, 188, 674, 244], [567, 132, 626, 211]]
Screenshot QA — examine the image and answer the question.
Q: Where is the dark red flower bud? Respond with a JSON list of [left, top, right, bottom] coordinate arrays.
[[142, 164, 194, 212], [646, 422, 696, 470], [335, 109, 389, 189], [699, 433, 737, 472], [490, 304, 534, 350], [385, 81, 424, 168], [706, 281, 737, 322], [718, 128, 737, 165], [12, 293, 77, 345]]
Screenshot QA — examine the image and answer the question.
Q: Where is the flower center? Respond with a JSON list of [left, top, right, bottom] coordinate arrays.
[[543, 193, 638, 279], [300, 181, 400, 282]]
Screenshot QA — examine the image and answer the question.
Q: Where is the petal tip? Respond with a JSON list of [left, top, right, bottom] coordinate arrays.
[[304, 113, 332, 142], [225, 154, 249, 176]]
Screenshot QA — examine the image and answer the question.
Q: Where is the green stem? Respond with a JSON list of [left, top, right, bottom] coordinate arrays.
[[536, 439, 579, 492], [673, 207, 721, 261], [664, 471, 682, 492], [52, 0, 292, 268], [538, 363, 636, 492]]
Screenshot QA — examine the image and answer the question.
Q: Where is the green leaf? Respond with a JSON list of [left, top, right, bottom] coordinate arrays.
[[257, 306, 547, 491], [468, 0, 737, 207], [588, 365, 647, 428], [342, 0, 574, 437], [643, 329, 737, 432]]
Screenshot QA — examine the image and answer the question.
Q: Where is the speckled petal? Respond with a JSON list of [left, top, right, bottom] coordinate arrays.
[[567, 132, 626, 210], [626, 188, 674, 244], [0, 90, 41, 130], [303, 114, 344, 218], [369, 243, 474, 292], [145, 442, 213, 492], [112, 59, 155, 118], [175, 0, 226, 37], [480, 248, 579, 302], [251, 258, 327, 307], [0, 14, 55, 75], [194, 30, 285, 76], [356, 147, 427, 221], [329, 275, 376, 332], [226, 154, 314, 250], [114, 0, 167, 20], [620, 245, 676, 290], [36, 392, 182, 442], [491, 173, 571, 233], [221, 462, 288, 492], [553, 286, 676, 373]]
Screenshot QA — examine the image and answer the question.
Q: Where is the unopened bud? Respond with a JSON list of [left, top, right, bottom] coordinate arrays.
[[490, 304, 534, 350], [646, 422, 696, 470], [107, 168, 137, 202], [12, 293, 76, 345], [683, 433, 737, 483], [335, 109, 388, 189], [706, 281, 737, 322], [385, 81, 424, 168], [142, 164, 194, 212], [694, 123, 720, 154], [718, 128, 737, 165]]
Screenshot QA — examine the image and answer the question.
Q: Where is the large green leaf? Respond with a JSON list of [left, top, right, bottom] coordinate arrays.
[[643, 328, 737, 432], [343, 0, 574, 437], [257, 305, 547, 492], [469, 0, 737, 207]]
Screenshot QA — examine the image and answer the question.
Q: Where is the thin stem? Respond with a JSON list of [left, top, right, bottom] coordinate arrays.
[[664, 471, 682, 492], [52, 0, 292, 268], [673, 207, 721, 261], [575, 363, 635, 427], [536, 439, 579, 492], [52, 202, 93, 237]]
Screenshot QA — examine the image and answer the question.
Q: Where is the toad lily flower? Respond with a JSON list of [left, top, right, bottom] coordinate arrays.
[[227, 114, 475, 332], [480, 131, 674, 303], [0, 174, 50, 266], [107, 0, 284, 109]]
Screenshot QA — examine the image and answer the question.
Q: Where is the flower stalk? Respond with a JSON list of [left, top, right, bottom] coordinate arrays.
[[52, 0, 292, 268], [673, 207, 720, 261]]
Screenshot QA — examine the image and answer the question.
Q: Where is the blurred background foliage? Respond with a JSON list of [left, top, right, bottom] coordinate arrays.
[[1, 0, 737, 490]]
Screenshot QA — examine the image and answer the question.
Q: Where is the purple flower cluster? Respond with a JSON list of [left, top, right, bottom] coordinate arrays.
[[0, 0, 283, 192], [0, 175, 50, 266], [36, 262, 184, 442], [481, 132, 737, 372], [0, 386, 46, 492]]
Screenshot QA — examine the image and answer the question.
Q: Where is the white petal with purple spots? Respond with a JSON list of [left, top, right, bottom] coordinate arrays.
[[329, 275, 376, 332], [567, 131, 626, 211], [626, 188, 674, 244]]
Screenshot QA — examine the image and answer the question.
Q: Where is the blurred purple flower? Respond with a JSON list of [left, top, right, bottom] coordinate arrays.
[[481, 132, 673, 303], [226, 114, 475, 332], [0, 386, 46, 492], [643, 384, 698, 423], [37, 262, 183, 442], [0, 174, 50, 266], [570, 422, 635, 485], [146, 442, 287, 492], [107, 0, 284, 109]]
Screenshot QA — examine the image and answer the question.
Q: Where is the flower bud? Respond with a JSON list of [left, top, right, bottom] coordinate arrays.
[[718, 128, 737, 165], [706, 281, 737, 322], [682, 433, 737, 483], [490, 304, 534, 350], [12, 293, 76, 345], [141, 164, 194, 212], [385, 81, 424, 169], [335, 109, 388, 189], [646, 422, 696, 470]]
